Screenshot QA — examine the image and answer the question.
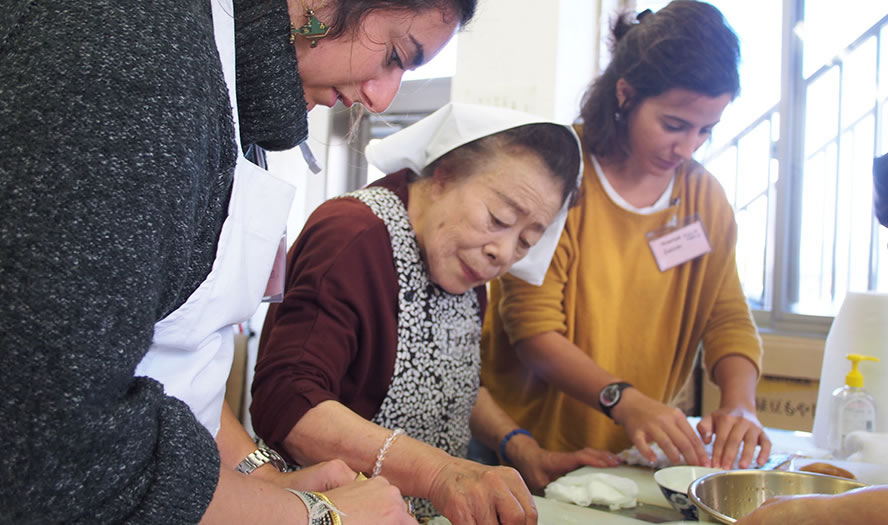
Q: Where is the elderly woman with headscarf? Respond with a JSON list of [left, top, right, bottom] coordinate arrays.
[[251, 103, 620, 524]]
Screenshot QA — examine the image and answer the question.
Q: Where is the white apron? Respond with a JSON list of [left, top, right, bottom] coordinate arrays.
[[134, 0, 297, 437]]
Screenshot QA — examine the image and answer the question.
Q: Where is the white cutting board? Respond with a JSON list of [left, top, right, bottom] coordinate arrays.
[[535, 496, 657, 524], [559, 465, 671, 508], [428, 496, 693, 525]]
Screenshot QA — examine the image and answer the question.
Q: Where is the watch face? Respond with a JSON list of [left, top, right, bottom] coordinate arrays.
[[600, 384, 620, 406]]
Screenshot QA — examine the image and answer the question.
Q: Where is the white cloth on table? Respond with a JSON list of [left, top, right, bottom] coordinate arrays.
[[544, 472, 638, 510]]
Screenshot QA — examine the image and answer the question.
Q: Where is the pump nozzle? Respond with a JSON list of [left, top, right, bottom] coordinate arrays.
[[845, 354, 880, 388]]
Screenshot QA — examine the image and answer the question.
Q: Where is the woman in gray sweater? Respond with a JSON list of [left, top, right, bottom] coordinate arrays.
[[0, 0, 473, 523]]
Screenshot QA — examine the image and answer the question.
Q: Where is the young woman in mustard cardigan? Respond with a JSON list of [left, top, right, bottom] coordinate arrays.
[[482, 0, 770, 472]]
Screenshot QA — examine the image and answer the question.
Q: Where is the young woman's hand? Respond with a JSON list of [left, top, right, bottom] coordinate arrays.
[[426, 458, 537, 525], [506, 433, 621, 491], [202, 466, 414, 524], [697, 406, 770, 469], [264, 459, 358, 492], [612, 388, 710, 466], [323, 476, 418, 525]]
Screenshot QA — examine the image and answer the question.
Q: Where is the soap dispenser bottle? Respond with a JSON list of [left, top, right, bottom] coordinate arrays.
[[827, 354, 879, 458]]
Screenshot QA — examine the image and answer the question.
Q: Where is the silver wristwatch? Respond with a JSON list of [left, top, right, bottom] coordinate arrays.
[[235, 447, 287, 475]]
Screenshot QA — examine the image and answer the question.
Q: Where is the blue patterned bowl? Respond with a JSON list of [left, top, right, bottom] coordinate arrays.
[[654, 465, 724, 520]]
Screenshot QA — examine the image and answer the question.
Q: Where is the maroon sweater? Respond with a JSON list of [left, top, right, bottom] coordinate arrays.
[[251, 171, 486, 461]]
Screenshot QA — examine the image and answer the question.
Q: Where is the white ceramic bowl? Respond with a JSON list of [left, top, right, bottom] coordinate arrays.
[[654, 465, 724, 520]]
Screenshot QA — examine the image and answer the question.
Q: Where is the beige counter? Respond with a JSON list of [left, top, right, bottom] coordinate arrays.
[[534, 495, 696, 524]]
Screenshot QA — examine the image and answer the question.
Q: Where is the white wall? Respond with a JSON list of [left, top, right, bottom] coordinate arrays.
[[452, 0, 602, 123]]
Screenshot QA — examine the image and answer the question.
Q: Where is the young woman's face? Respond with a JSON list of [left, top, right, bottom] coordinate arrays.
[[413, 151, 565, 295], [291, 7, 458, 113], [620, 84, 732, 177]]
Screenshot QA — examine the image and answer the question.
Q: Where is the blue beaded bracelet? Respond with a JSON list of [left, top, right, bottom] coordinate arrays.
[[498, 428, 532, 466]]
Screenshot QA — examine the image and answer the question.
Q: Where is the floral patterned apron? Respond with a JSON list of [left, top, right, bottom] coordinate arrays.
[[343, 186, 481, 517]]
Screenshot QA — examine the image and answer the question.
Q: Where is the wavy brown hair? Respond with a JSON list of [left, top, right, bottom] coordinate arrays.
[[579, 0, 740, 162]]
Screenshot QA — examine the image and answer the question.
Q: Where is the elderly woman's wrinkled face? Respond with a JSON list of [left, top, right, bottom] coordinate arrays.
[[415, 151, 564, 295]]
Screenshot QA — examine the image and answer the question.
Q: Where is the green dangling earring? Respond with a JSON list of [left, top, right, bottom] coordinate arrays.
[[290, 1, 330, 48]]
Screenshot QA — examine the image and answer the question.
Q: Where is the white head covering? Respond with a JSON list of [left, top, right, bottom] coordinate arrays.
[[364, 102, 583, 286]]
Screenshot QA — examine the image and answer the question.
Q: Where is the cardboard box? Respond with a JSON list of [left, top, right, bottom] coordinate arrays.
[[701, 333, 824, 432], [702, 374, 819, 431]]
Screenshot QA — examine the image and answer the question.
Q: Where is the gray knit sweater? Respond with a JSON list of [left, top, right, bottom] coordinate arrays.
[[0, 0, 305, 522]]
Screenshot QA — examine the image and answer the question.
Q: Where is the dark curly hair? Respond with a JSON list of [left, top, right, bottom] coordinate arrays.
[[579, 0, 740, 161]]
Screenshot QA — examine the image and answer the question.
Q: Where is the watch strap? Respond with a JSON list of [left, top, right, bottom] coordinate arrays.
[[235, 447, 286, 475]]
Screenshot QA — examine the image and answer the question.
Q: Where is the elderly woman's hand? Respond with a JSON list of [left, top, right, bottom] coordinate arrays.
[[427, 458, 538, 525], [505, 432, 621, 492], [735, 487, 888, 525]]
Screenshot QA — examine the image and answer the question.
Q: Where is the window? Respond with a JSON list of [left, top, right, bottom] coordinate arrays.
[[635, 0, 888, 332]]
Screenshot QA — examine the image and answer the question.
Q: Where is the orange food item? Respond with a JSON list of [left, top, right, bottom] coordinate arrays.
[[799, 462, 856, 479]]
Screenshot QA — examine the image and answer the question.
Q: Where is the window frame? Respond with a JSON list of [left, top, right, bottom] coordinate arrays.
[[756, 1, 888, 337]]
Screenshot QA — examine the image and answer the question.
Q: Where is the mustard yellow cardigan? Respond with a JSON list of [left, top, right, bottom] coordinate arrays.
[[482, 151, 762, 453]]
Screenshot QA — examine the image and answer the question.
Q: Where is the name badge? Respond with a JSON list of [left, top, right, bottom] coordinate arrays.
[[647, 215, 711, 272]]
